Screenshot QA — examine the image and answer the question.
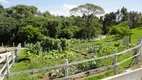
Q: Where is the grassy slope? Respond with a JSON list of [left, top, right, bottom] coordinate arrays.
[[85, 26, 142, 80], [131, 27, 142, 44]]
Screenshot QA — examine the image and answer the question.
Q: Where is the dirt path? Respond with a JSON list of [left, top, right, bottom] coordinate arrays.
[[0, 47, 14, 53]]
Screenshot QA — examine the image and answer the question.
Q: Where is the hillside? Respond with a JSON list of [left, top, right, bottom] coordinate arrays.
[[84, 26, 142, 80], [131, 26, 142, 44]]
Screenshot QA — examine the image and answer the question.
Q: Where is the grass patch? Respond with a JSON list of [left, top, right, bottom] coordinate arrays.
[[84, 70, 114, 80], [131, 27, 142, 44]]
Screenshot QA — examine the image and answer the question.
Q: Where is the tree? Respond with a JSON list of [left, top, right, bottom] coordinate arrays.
[[136, 12, 142, 25], [103, 12, 117, 34], [43, 11, 51, 17], [102, 7, 129, 34], [60, 17, 73, 28], [109, 21, 130, 37], [44, 19, 61, 38], [0, 4, 4, 14], [59, 27, 74, 39], [17, 25, 44, 43], [129, 11, 138, 28], [70, 3, 105, 16], [121, 7, 129, 21], [72, 16, 86, 27], [116, 9, 122, 22], [6, 5, 38, 20], [91, 17, 103, 37], [70, 3, 105, 40], [21, 16, 48, 28], [0, 16, 18, 42]]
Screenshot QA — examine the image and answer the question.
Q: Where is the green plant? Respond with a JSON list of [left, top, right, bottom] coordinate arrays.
[[17, 25, 44, 43], [109, 22, 130, 37], [41, 38, 69, 52], [88, 46, 99, 53], [61, 38, 68, 51]]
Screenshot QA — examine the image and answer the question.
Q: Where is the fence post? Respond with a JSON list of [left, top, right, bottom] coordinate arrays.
[[2, 43, 3, 47], [136, 38, 142, 64], [139, 38, 142, 56], [6, 55, 10, 80], [14, 49, 18, 62], [64, 59, 69, 79], [138, 38, 142, 63], [24, 42, 26, 47], [12, 52, 15, 64], [13, 42, 15, 47], [113, 50, 117, 75]]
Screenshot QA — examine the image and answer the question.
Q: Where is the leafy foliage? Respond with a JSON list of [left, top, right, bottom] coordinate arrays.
[[26, 42, 74, 61], [70, 3, 105, 16], [41, 38, 69, 52], [109, 22, 130, 37], [17, 25, 44, 43], [70, 3, 105, 40], [0, 16, 18, 42]]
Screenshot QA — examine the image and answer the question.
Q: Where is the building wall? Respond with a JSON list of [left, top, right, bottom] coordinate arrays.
[[103, 68, 142, 80]]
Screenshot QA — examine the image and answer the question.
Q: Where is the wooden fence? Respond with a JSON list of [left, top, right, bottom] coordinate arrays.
[[0, 44, 21, 80], [0, 39, 142, 80]]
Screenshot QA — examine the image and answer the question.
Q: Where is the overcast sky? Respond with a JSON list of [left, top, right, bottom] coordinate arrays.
[[0, 0, 142, 16]]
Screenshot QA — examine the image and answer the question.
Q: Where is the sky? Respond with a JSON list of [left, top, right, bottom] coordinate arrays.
[[0, 0, 142, 16]]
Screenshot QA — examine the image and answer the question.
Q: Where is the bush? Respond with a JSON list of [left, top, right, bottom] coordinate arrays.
[[60, 38, 68, 51], [59, 28, 74, 39], [26, 42, 43, 60], [109, 22, 130, 37], [17, 25, 44, 43], [41, 38, 69, 52], [88, 46, 99, 53], [41, 37, 55, 52]]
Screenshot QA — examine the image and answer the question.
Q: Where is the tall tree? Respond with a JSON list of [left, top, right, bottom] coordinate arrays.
[[43, 11, 51, 17], [44, 19, 61, 38], [5, 5, 38, 20], [0, 16, 18, 42], [70, 3, 105, 40], [0, 4, 4, 14], [129, 11, 138, 28], [103, 12, 117, 34], [116, 9, 122, 22], [17, 25, 44, 43], [137, 12, 142, 25], [121, 7, 129, 21]]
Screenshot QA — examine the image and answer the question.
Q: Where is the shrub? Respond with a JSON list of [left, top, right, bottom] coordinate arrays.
[[17, 25, 44, 43], [41, 38, 69, 52], [26, 42, 43, 60], [88, 46, 99, 53], [60, 38, 68, 51], [59, 28, 74, 39], [41, 37, 55, 52], [109, 22, 130, 37]]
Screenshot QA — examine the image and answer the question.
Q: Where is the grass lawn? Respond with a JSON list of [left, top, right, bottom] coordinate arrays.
[[131, 27, 142, 44]]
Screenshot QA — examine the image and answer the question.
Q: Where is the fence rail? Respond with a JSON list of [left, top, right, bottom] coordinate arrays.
[[0, 39, 142, 80], [0, 44, 21, 80]]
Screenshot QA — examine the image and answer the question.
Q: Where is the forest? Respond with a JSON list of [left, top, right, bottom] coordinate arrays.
[[0, 3, 141, 43]]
